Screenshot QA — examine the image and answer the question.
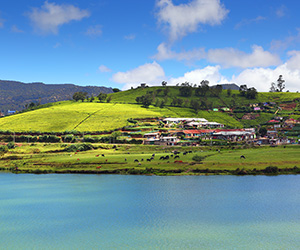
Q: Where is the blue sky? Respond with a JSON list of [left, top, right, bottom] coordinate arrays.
[[1, 0, 300, 92]]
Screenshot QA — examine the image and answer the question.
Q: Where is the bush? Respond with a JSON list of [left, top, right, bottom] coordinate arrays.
[[38, 135, 61, 143], [63, 134, 76, 143], [192, 155, 205, 162], [65, 143, 94, 152], [7, 142, 15, 149], [0, 145, 8, 153]]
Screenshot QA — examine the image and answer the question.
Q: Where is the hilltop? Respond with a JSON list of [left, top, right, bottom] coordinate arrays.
[[0, 80, 113, 113], [0, 85, 299, 133]]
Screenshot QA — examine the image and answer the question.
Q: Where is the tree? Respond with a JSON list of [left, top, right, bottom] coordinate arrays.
[[277, 75, 285, 92], [227, 88, 232, 97], [245, 87, 257, 99], [106, 95, 112, 103], [190, 100, 201, 113], [112, 88, 120, 93], [269, 82, 277, 92], [162, 81, 167, 87], [179, 86, 192, 97], [212, 84, 223, 97], [239, 84, 247, 96], [90, 95, 94, 102], [136, 94, 152, 107], [163, 87, 170, 96], [97, 92, 107, 102], [159, 100, 166, 108], [259, 127, 267, 137], [73, 92, 87, 102]]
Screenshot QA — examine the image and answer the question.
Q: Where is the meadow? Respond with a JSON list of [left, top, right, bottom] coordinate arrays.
[[0, 86, 298, 132], [1, 143, 299, 175]]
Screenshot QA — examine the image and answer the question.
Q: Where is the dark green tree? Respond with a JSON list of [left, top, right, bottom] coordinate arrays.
[[97, 92, 108, 102], [246, 87, 257, 99], [239, 84, 247, 96], [259, 127, 267, 137], [179, 86, 192, 97], [73, 92, 87, 102], [112, 88, 121, 93], [190, 100, 201, 113]]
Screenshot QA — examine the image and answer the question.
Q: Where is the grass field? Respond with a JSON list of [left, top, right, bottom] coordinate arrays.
[[1, 143, 299, 175], [0, 100, 243, 132], [0, 86, 299, 132]]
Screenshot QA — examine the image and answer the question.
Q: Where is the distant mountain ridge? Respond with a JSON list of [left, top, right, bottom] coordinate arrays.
[[0, 80, 113, 113]]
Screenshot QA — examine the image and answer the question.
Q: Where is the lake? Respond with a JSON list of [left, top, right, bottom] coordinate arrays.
[[0, 173, 299, 249]]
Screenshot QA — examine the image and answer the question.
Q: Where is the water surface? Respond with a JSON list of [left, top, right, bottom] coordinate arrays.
[[0, 173, 299, 249]]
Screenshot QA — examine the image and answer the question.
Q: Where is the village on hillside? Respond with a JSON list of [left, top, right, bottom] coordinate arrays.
[[121, 116, 300, 147]]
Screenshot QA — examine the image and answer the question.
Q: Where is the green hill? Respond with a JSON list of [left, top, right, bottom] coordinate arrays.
[[0, 86, 299, 133]]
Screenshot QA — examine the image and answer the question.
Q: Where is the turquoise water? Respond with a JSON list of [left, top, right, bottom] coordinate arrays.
[[0, 173, 299, 249]]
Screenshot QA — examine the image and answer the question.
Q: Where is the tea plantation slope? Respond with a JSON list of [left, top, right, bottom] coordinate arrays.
[[0, 102, 163, 132], [0, 101, 243, 132]]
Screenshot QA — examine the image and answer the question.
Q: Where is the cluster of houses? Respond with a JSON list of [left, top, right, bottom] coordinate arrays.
[[141, 116, 300, 146], [143, 118, 256, 146]]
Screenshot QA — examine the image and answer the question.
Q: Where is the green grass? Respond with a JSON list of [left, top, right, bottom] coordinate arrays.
[[0, 86, 299, 133], [0, 100, 242, 132], [1, 143, 299, 175], [0, 102, 163, 132]]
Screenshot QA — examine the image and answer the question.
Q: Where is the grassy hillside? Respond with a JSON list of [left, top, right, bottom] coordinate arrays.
[[0, 100, 242, 132], [0, 86, 299, 133], [110, 86, 300, 107]]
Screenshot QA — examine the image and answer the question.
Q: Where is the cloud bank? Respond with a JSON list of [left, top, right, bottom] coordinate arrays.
[[112, 62, 165, 89], [112, 50, 300, 92], [156, 0, 228, 41], [153, 43, 280, 68], [28, 1, 90, 34]]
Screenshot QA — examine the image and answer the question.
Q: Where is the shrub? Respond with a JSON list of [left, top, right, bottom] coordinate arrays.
[[0, 145, 8, 153], [7, 142, 15, 149], [192, 155, 205, 162], [63, 134, 76, 143], [65, 143, 94, 152]]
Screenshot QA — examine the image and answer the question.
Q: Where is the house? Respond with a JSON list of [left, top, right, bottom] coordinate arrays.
[[177, 130, 203, 138], [140, 83, 148, 88], [143, 136, 179, 146], [143, 132, 160, 139], [267, 130, 278, 138], [212, 129, 255, 141], [201, 122, 224, 128]]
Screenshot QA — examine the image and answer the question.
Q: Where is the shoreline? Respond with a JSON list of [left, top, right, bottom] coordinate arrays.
[[2, 165, 300, 176]]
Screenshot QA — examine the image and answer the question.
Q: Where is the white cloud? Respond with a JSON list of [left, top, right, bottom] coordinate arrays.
[[112, 62, 165, 89], [153, 42, 205, 61], [85, 25, 102, 37], [154, 43, 280, 68], [207, 45, 281, 68], [27, 1, 90, 34], [233, 51, 300, 92], [99, 65, 112, 73], [169, 65, 228, 86], [156, 0, 228, 41]]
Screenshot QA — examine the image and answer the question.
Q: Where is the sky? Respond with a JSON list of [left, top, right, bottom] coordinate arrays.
[[1, 0, 300, 92]]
